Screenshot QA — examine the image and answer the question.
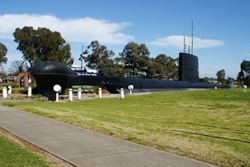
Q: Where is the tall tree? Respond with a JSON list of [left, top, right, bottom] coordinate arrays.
[[86, 40, 113, 69], [238, 60, 250, 85], [0, 42, 8, 66], [86, 40, 122, 76], [120, 42, 150, 77], [216, 69, 226, 83], [155, 54, 178, 79], [240, 60, 250, 75], [13, 26, 73, 67]]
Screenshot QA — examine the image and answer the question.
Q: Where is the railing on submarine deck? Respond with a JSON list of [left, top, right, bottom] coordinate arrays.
[[71, 67, 97, 76]]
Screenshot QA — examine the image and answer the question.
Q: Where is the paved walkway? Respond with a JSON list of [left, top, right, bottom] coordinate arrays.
[[0, 106, 216, 167]]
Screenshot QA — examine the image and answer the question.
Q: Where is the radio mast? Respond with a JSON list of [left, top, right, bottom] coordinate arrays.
[[191, 20, 194, 55], [183, 34, 186, 53]]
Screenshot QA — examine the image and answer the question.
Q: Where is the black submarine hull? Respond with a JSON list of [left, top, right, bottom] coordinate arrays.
[[73, 75, 227, 93], [31, 61, 228, 100]]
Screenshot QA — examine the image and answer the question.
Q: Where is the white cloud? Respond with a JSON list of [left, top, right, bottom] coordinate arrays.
[[149, 35, 224, 49], [0, 14, 134, 45]]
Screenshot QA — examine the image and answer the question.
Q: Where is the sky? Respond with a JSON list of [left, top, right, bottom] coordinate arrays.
[[0, 0, 250, 78]]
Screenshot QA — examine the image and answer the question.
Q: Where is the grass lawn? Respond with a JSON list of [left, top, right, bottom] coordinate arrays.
[[0, 131, 50, 167], [2, 89, 250, 167]]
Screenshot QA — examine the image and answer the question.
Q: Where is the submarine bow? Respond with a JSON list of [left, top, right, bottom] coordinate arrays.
[[31, 61, 77, 99]]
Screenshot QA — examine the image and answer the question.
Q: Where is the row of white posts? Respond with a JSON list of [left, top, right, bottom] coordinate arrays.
[[2, 85, 132, 101], [64, 87, 126, 103], [54, 84, 135, 102], [2, 86, 32, 99]]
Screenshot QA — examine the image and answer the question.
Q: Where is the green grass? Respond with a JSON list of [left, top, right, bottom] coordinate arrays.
[[2, 89, 250, 167], [0, 132, 50, 167]]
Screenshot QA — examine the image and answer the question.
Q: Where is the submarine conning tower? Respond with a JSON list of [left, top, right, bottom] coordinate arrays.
[[179, 53, 199, 82]]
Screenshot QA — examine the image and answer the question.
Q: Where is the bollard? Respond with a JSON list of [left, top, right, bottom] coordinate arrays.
[[128, 85, 134, 95], [243, 85, 247, 93], [7, 85, 12, 95], [53, 84, 61, 102], [69, 88, 73, 101], [56, 92, 59, 102], [28, 86, 32, 96], [2, 87, 7, 98], [120, 88, 125, 99], [78, 88, 82, 100], [98, 88, 102, 99]]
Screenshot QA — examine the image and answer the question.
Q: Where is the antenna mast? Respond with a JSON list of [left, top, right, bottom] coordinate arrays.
[[191, 20, 194, 55], [183, 34, 186, 53]]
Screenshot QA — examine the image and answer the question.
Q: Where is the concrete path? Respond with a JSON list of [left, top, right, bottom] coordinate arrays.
[[0, 106, 215, 167]]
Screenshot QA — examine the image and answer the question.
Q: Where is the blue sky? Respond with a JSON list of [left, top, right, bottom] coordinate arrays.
[[0, 0, 250, 78]]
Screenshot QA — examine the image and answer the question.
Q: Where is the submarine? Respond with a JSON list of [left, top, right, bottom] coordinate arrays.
[[31, 53, 228, 100], [31, 61, 77, 99]]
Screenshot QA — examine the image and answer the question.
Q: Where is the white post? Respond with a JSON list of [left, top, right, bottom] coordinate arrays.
[[2, 87, 7, 98], [28, 86, 32, 96], [7, 85, 12, 95], [78, 88, 82, 100], [53, 84, 61, 102], [243, 85, 247, 93], [128, 85, 134, 95], [120, 88, 125, 99], [69, 88, 73, 101], [56, 92, 59, 102], [98, 88, 102, 99]]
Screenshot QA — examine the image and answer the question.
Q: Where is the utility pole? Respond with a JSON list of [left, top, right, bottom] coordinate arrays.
[[79, 45, 87, 75]]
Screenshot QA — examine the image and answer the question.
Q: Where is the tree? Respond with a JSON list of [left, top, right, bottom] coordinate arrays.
[[199, 77, 209, 83], [146, 59, 164, 79], [216, 69, 225, 83], [98, 59, 125, 77], [13, 26, 73, 67], [155, 54, 178, 79], [241, 60, 250, 75], [238, 70, 245, 85], [120, 42, 150, 77], [238, 60, 250, 85], [86, 40, 122, 76], [86, 40, 113, 69], [0, 42, 8, 66]]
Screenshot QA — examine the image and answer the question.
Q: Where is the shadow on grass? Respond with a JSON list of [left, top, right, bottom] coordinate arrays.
[[186, 122, 250, 134], [171, 129, 250, 144]]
